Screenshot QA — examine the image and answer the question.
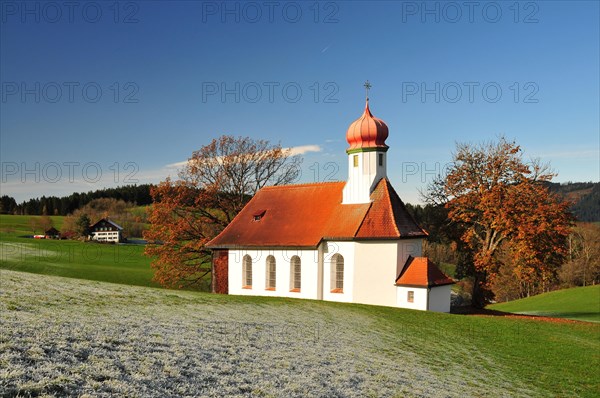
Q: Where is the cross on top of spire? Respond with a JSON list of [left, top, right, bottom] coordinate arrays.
[[364, 80, 372, 100]]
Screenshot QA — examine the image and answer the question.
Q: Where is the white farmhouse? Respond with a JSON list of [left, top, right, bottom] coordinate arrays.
[[207, 97, 454, 312], [90, 218, 123, 243]]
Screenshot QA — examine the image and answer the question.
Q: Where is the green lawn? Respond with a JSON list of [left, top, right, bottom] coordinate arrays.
[[0, 214, 158, 288], [489, 285, 600, 323], [0, 213, 66, 234]]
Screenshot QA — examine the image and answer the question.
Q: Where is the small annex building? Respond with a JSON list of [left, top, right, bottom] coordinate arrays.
[[207, 96, 454, 311], [44, 227, 61, 239], [90, 218, 123, 243]]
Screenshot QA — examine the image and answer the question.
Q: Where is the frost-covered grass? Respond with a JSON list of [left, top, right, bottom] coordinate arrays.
[[1, 270, 598, 397]]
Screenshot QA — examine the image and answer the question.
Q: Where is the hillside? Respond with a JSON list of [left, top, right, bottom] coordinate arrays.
[[547, 181, 600, 222], [489, 285, 600, 322], [1, 270, 599, 397], [0, 214, 158, 289]]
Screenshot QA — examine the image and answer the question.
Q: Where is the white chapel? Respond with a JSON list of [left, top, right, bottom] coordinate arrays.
[[207, 94, 454, 312]]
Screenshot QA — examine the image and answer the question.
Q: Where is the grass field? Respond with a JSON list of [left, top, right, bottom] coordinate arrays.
[[1, 270, 599, 397], [489, 285, 600, 323], [0, 214, 159, 288], [0, 214, 66, 234]]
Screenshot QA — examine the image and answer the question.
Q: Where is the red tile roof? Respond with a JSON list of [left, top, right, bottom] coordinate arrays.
[[206, 178, 426, 249], [355, 179, 428, 239], [395, 256, 455, 287]]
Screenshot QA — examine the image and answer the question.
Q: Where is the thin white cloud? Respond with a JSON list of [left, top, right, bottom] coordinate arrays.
[[165, 160, 188, 169], [286, 145, 322, 156]]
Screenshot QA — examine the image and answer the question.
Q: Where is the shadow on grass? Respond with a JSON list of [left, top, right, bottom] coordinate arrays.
[[453, 307, 599, 324]]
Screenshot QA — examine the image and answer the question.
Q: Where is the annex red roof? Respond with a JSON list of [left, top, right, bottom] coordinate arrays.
[[346, 99, 389, 152], [206, 178, 427, 249], [395, 256, 455, 287]]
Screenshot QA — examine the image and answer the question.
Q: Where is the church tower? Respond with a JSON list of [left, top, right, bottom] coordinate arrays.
[[342, 84, 389, 204]]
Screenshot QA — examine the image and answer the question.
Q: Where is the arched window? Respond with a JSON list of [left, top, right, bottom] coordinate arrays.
[[242, 255, 252, 288], [266, 255, 276, 290], [290, 256, 301, 292], [331, 254, 344, 293]]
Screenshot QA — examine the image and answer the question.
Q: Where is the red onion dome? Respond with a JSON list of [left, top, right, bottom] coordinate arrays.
[[346, 99, 389, 152]]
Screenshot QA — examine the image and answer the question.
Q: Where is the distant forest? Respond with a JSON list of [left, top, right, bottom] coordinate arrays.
[[546, 182, 600, 222], [0, 181, 598, 222], [405, 181, 599, 224], [0, 184, 153, 216]]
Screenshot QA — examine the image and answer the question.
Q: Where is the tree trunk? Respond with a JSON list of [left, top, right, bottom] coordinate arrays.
[[471, 272, 488, 309]]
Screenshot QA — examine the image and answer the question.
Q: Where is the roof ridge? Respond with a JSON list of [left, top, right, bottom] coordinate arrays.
[[395, 255, 415, 281], [262, 181, 344, 190], [382, 179, 401, 237], [351, 201, 373, 238], [385, 180, 429, 237]]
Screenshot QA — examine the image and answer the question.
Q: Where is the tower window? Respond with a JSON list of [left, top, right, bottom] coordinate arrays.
[[378, 153, 383, 166], [353, 155, 358, 167]]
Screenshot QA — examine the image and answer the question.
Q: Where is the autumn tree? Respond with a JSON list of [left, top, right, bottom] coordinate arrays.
[[144, 135, 302, 289], [29, 217, 41, 234], [39, 215, 54, 232], [559, 223, 600, 287], [424, 137, 572, 307]]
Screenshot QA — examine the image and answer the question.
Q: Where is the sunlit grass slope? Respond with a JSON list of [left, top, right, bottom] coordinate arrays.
[[489, 285, 600, 322]]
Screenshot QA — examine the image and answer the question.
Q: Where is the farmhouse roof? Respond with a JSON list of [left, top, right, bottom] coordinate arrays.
[[45, 227, 60, 235], [395, 256, 455, 288], [206, 178, 427, 249], [90, 218, 123, 231]]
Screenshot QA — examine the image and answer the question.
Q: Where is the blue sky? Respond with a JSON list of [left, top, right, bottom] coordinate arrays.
[[1, 0, 599, 204]]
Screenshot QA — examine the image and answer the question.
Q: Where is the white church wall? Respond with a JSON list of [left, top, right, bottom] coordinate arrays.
[[396, 286, 428, 311], [322, 241, 355, 303], [228, 248, 319, 300], [428, 285, 452, 313], [352, 241, 398, 307]]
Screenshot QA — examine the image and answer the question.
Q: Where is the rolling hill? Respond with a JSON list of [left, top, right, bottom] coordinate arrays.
[[489, 285, 600, 322]]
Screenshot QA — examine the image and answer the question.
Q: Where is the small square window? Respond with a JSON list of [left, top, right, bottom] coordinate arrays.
[[353, 155, 358, 167], [407, 291, 414, 303]]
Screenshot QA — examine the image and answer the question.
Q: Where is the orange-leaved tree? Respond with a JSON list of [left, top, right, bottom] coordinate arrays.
[[144, 136, 302, 289], [424, 137, 572, 307]]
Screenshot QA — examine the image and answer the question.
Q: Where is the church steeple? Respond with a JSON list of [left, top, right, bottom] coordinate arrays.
[[342, 83, 389, 204]]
